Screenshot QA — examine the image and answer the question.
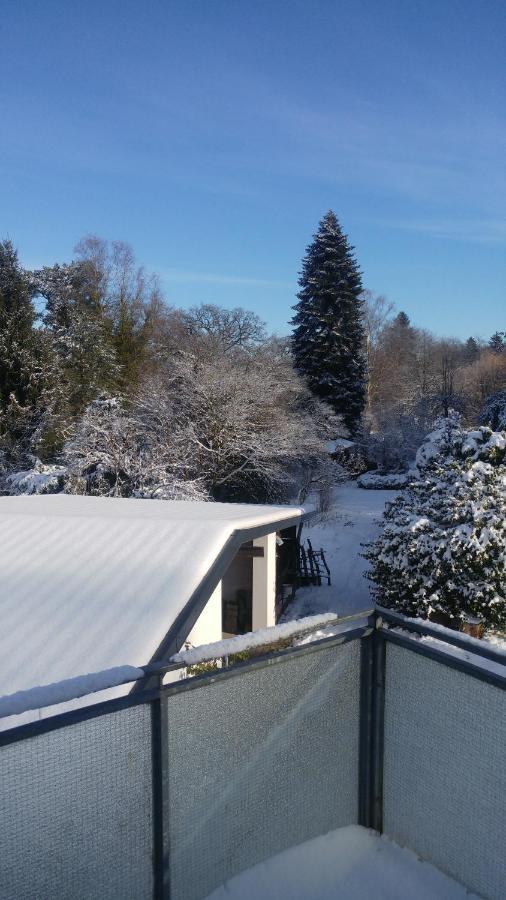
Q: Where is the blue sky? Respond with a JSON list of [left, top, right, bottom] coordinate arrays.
[[1, 0, 504, 340]]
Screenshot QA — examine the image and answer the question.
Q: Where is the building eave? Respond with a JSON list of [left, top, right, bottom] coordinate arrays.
[[135, 512, 305, 687]]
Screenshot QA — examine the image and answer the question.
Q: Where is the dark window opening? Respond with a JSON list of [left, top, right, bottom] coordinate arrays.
[[222, 542, 253, 635]]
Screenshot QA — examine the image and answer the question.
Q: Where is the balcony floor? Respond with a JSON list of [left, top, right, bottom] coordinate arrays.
[[205, 825, 480, 900]]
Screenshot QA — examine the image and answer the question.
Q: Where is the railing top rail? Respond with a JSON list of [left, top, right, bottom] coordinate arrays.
[[147, 608, 375, 674], [376, 605, 506, 666], [0, 611, 373, 737], [160, 622, 373, 697], [380, 622, 506, 690], [2, 605, 503, 744]]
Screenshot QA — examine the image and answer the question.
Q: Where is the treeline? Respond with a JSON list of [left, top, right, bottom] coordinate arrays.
[[289, 210, 505, 474], [1, 215, 504, 501], [0, 237, 336, 502], [361, 294, 506, 471]]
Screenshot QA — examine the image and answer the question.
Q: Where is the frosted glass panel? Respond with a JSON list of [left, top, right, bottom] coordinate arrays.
[[0, 704, 153, 900], [166, 640, 361, 900], [384, 643, 506, 900]]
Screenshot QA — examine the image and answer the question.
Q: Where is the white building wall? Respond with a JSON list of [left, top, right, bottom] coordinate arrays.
[[162, 581, 223, 685], [186, 581, 223, 647], [252, 532, 277, 630]]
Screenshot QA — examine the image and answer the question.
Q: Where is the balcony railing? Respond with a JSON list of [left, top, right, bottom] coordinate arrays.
[[0, 609, 504, 900]]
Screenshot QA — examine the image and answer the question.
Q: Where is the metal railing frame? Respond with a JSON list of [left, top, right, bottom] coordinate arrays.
[[0, 607, 504, 900]]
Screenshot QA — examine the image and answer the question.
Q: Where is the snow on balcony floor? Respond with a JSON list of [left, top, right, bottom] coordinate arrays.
[[205, 826, 480, 900]]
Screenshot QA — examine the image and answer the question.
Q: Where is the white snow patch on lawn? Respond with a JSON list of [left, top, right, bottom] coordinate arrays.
[[205, 825, 478, 900], [357, 471, 412, 490], [486, 632, 506, 651], [285, 482, 398, 620]]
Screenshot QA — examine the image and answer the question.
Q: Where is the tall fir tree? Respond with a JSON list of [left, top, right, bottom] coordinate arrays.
[[292, 211, 366, 433], [0, 240, 37, 409], [489, 331, 505, 354], [34, 261, 119, 417], [464, 336, 480, 363], [0, 240, 49, 464]]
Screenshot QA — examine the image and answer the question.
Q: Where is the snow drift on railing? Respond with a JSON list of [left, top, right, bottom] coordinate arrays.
[[386, 626, 506, 679], [0, 613, 367, 720], [0, 665, 145, 719], [170, 613, 340, 666]]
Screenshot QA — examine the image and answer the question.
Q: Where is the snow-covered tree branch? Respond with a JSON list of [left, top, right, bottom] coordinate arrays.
[[364, 414, 506, 628]]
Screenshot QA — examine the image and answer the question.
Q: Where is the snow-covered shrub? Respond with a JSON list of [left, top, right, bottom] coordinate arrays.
[[327, 438, 371, 477], [60, 340, 337, 505], [298, 457, 347, 513], [359, 407, 431, 474], [133, 346, 335, 504], [480, 390, 506, 432], [364, 414, 506, 629], [2, 460, 66, 495], [357, 471, 411, 490], [63, 395, 209, 501]]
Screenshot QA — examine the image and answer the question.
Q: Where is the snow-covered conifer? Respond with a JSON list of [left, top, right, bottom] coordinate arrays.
[[33, 262, 119, 418], [480, 390, 506, 432], [364, 413, 506, 628], [488, 331, 505, 354], [464, 336, 480, 363], [0, 241, 38, 411], [0, 241, 53, 465], [292, 212, 366, 434]]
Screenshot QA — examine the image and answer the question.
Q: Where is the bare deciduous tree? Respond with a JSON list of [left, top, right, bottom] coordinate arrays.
[[63, 341, 340, 504], [181, 303, 267, 355]]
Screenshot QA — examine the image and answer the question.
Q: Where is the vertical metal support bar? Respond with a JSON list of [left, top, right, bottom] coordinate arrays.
[[370, 629, 386, 833], [359, 627, 386, 831], [358, 634, 374, 827], [151, 683, 171, 899]]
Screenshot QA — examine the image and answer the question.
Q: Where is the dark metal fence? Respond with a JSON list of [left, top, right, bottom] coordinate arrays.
[[0, 610, 504, 900]]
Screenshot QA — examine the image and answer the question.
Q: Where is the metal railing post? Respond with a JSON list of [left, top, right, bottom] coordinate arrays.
[[370, 625, 386, 833], [358, 633, 373, 827], [359, 616, 386, 832], [151, 678, 171, 899]]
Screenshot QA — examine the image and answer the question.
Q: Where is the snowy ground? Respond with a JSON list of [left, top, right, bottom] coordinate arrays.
[[285, 481, 398, 621], [284, 480, 506, 650], [205, 825, 478, 900]]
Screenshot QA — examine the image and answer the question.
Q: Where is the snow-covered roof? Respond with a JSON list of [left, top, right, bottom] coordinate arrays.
[[0, 495, 303, 697], [325, 438, 355, 453]]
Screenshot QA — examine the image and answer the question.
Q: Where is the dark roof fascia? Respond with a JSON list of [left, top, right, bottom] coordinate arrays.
[[297, 507, 319, 526], [131, 512, 304, 693]]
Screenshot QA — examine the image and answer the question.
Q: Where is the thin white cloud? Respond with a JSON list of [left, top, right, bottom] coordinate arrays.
[[371, 216, 506, 245], [160, 269, 293, 288]]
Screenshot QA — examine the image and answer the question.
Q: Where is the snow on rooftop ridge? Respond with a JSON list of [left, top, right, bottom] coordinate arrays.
[[0, 493, 305, 526]]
